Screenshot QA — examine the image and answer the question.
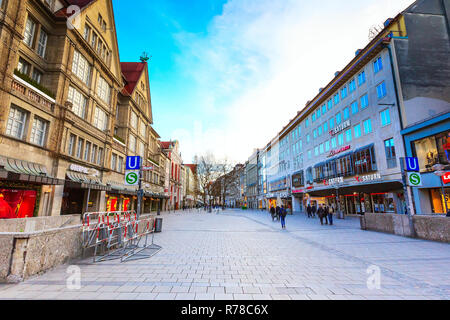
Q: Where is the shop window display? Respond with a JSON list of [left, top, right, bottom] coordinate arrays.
[[0, 189, 37, 219], [413, 130, 450, 172]]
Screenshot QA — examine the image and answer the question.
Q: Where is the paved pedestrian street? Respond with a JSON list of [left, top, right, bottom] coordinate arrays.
[[0, 210, 449, 300]]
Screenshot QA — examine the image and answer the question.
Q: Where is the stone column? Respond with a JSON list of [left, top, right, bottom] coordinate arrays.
[[50, 185, 64, 217]]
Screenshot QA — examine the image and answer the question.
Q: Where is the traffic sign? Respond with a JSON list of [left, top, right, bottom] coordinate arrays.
[[406, 157, 420, 172], [407, 172, 422, 187], [142, 166, 154, 171], [126, 156, 141, 170], [125, 170, 139, 186]]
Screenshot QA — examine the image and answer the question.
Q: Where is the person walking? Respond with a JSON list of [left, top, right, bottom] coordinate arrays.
[[280, 205, 287, 229], [328, 205, 334, 225], [276, 206, 281, 221], [318, 204, 328, 225], [270, 206, 276, 221], [307, 204, 312, 218], [312, 203, 317, 218]]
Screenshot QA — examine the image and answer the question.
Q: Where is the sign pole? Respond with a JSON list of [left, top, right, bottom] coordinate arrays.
[[137, 166, 143, 220]]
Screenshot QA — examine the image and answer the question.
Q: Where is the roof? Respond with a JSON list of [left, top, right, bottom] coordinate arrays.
[[55, 0, 96, 17], [120, 62, 147, 96], [160, 141, 173, 150], [184, 164, 198, 174]]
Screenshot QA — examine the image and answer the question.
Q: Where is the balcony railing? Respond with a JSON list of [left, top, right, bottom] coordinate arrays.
[[11, 75, 55, 112]]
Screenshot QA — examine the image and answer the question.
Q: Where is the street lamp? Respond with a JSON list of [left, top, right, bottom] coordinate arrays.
[[433, 164, 448, 214]]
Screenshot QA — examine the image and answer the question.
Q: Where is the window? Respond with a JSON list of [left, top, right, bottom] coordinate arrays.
[[83, 25, 91, 41], [91, 32, 98, 48], [358, 71, 366, 86], [331, 137, 337, 148], [118, 156, 123, 172], [349, 79, 356, 93], [306, 134, 310, 143], [351, 101, 358, 115], [308, 150, 312, 159], [37, 29, 48, 58], [97, 76, 111, 103], [336, 112, 342, 125], [384, 138, 397, 168], [317, 108, 321, 119], [140, 120, 146, 137], [374, 57, 383, 73], [138, 141, 145, 158], [412, 130, 450, 172], [130, 111, 138, 129], [363, 119, 372, 134], [68, 134, 76, 156], [338, 133, 344, 146], [32, 69, 43, 84], [345, 129, 352, 142], [360, 94, 369, 109], [323, 122, 328, 133], [6, 106, 27, 140], [380, 108, 391, 126], [354, 124, 362, 139], [129, 134, 136, 152], [305, 118, 309, 128], [376, 82, 387, 99], [313, 129, 317, 139], [314, 146, 319, 156], [334, 93, 340, 105], [24, 17, 36, 47], [327, 99, 333, 111], [93, 107, 107, 131], [67, 86, 87, 119], [343, 107, 350, 120], [322, 104, 327, 116], [325, 140, 330, 152], [330, 117, 335, 129], [84, 141, 91, 161], [354, 145, 377, 174], [318, 126, 323, 136], [30, 117, 47, 146], [319, 143, 324, 154], [91, 145, 97, 163], [97, 148, 103, 166], [341, 86, 348, 99], [72, 50, 91, 85], [76, 138, 84, 159], [111, 153, 117, 171], [17, 58, 31, 75]]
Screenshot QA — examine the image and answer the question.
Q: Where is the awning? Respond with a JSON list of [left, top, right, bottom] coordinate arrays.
[[66, 172, 109, 191], [307, 179, 404, 197], [107, 181, 137, 196], [0, 157, 64, 185]]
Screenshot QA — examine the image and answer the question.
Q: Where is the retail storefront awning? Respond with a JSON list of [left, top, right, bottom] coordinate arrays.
[[66, 172, 109, 191], [0, 157, 64, 185], [106, 181, 137, 195], [307, 180, 404, 197]]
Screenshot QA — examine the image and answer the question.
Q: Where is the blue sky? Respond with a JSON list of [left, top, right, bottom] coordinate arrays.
[[113, 0, 413, 164]]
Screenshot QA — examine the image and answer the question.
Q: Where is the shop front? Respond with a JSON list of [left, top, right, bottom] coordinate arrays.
[[62, 164, 109, 215], [0, 157, 64, 219], [106, 181, 137, 212], [291, 171, 305, 214]]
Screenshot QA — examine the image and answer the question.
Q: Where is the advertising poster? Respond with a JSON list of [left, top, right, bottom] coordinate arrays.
[[0, 189, 37, 219]]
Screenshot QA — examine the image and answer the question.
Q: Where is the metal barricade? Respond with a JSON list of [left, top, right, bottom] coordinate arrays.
[[81, 211, 161, 263]]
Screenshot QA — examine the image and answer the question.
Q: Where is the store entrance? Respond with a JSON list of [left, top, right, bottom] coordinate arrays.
[[61, 187, 85, 215]]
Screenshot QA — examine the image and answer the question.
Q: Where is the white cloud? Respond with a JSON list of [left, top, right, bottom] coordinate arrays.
[[172, 0, 414, 164]]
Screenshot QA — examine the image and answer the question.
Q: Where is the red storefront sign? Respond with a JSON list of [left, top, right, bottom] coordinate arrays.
[[442, 172, 450, 185], [328, 145, 351, 157], [0, 189, 37, 219]]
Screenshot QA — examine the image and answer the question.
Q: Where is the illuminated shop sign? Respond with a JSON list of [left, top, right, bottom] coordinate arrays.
[[330, 120, 351, 136], [442, 172, 450, 185], [328, 145, 351, 157], [323, 177, 344, 186], [355, 173, 382, 183]]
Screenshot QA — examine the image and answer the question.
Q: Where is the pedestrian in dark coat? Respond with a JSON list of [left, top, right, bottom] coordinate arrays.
[[307, 204, 312, 218], [328, 205, 334, 225], [312, 204, 317, 218], [270, 207, 276, 221], [318, 204, 328, 225], [280, 206, 287, 229], [276, 206, 281, 221]]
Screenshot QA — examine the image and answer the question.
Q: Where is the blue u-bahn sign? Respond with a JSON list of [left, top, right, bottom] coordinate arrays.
[[126, 156, 141, 170], [406, 157, 420, 172]]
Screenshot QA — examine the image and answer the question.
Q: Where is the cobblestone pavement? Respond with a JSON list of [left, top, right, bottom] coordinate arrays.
[[1, 209, 449, 300]]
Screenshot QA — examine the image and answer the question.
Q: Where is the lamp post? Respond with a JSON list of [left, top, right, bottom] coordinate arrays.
[[433, 164, 448, 214]]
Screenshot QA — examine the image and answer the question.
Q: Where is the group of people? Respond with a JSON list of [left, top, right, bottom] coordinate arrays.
[[270, 206, 288, 229], [307, 203, 335, 226]]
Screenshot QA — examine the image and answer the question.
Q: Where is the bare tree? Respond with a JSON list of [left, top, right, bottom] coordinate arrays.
[[193, 153, 222, 208]]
